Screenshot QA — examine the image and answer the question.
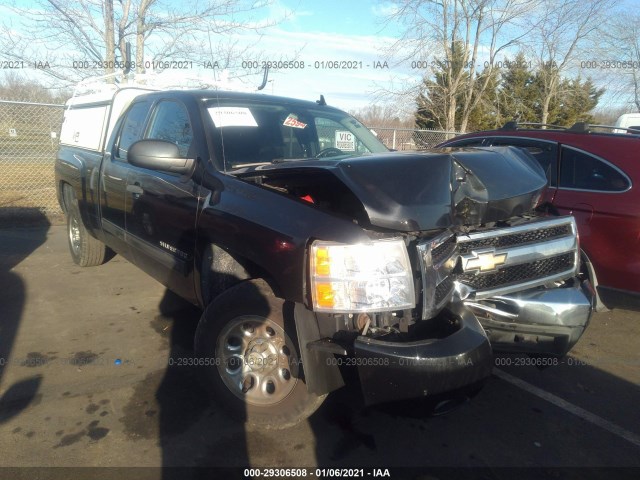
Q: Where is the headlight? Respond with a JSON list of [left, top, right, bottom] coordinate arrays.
[[309, 238, 415, 313]]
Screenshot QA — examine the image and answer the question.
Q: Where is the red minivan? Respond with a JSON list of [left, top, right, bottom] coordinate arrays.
[[438, 123, 640, 310]]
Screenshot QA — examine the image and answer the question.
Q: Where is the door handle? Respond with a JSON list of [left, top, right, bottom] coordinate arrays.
[[126, 184, 144, 197]]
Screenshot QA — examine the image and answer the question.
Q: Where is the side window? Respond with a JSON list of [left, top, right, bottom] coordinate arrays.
[[559, 146, 630, 192], [490, 138, 558, 187], [116, 101, 150, 160], [145, 101, 193, 157]]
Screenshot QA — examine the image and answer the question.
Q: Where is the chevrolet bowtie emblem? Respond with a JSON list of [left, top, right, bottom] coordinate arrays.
[[464, 251, 508, 272]]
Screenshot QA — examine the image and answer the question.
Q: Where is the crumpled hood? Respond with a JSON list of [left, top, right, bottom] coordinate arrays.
[[335, 146, 547, 230], [245, 146, 548, 231]]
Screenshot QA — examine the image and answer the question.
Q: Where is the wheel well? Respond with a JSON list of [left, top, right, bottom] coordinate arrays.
[[60, 182, 73, 213], [200, 243, 282, 306]]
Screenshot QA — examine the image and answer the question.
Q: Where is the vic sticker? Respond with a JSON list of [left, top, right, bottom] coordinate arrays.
[[335, 131, 355, 151]]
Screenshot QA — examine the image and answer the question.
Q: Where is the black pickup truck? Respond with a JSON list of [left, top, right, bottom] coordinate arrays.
[[55, 87, 593, 427]]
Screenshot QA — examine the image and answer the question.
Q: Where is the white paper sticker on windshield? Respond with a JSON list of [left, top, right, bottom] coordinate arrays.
[[283, 114, 307, 129], [335, 131, 355, 151], [208, 107, 258, 127]]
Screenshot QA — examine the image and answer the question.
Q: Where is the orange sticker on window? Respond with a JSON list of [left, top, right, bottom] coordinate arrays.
[[283, 114, 307, 129]]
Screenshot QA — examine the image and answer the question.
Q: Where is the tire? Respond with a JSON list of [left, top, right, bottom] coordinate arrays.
[[194, 279, 326, 429], [64, 187, 109, 267]]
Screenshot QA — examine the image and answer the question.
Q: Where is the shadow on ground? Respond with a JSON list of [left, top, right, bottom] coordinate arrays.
[[150, 290, 250, 479], [0, 208, 49, 425]]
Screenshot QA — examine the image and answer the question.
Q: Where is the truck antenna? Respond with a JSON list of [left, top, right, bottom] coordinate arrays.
[[257, 66, 270, 91], [123, 42, 132, 75]]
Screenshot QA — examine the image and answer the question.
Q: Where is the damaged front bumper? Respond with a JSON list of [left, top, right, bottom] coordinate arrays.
[[464, 279, 594, 356], [354, 303, 493, 406], [352, 280, 593, 405]]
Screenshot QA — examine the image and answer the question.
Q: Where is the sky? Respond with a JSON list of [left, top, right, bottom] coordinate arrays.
[[0, 0, 420, 113], [216, 0, 638, 113], [205, 0, 416, 112], [1, 0, 637, 114]]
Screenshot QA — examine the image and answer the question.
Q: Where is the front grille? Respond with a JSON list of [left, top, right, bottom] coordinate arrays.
[[431, 235, 457, 265], [458, 224, 572, 255], [458, 252, 575, 291], [417, 231, 458, 320], [434, 276, 454, 306], [420, 217, 578, 309]]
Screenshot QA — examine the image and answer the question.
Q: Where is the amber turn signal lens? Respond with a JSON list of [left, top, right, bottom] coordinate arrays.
[[314, 247, 331, 276], [315, 283, 335, 308]]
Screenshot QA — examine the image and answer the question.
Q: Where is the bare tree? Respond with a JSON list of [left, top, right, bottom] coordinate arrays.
[[118, 0, 133, 64], [598, 13, 640, 112], [0, 0, 132, 83], [104, 0, 116, 77], [380, 0, 537, 132], [0, 71, 71, 102], [130, 0, 276, 73], [349, 103, 415, 128], [523, 0, 613, 125], [0, 0, 287, 84]]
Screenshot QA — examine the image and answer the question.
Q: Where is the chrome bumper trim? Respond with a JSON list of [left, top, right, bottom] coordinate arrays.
[[464, 280, 594, 356]]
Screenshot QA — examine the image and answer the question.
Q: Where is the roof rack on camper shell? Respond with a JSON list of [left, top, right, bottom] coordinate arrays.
[[67, 67, 271, 106]]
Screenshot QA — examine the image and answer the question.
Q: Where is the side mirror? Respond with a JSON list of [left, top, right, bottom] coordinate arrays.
[[128, 139, 194, 174]]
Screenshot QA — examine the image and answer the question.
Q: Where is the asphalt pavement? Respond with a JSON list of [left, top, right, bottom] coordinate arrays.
[[0, 224, 639, 479]]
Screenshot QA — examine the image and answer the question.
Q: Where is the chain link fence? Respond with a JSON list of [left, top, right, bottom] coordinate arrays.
[[369, 127, 460, 151], [0, 100, 65, 220]]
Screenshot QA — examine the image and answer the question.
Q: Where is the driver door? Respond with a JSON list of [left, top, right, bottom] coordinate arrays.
[[124, 98, 202, 303]]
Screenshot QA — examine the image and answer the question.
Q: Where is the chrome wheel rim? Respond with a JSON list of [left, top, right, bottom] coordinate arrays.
[[69, 216, 81, 255], [216, 315, 298, 406]]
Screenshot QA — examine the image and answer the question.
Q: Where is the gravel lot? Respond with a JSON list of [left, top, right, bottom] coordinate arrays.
[[0, 224, 639, 479]]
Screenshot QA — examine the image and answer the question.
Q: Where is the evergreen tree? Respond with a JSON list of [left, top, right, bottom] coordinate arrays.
[[498, 52, 538, 124], [415, 49, 604, 132], [549, 78, 604, 126]]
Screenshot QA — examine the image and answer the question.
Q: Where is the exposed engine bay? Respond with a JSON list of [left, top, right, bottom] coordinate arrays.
[[234, 147, 547, 231]]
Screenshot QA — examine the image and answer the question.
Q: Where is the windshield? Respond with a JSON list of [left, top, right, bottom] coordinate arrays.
[[204, 97, 388, 170]]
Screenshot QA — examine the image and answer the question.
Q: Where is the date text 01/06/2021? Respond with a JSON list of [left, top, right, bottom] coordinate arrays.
[[244, 468, 391, 478]]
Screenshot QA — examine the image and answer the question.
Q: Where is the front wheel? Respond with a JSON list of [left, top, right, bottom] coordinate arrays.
[[194, 279, 326, 428]]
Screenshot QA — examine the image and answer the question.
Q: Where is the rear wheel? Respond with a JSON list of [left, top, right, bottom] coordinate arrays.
[[64, 187, 109, 267], [195, 279, 326, 428]]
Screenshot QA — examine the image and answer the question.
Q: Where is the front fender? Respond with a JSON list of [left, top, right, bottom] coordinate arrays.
[[196, 172, 370, 304]]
